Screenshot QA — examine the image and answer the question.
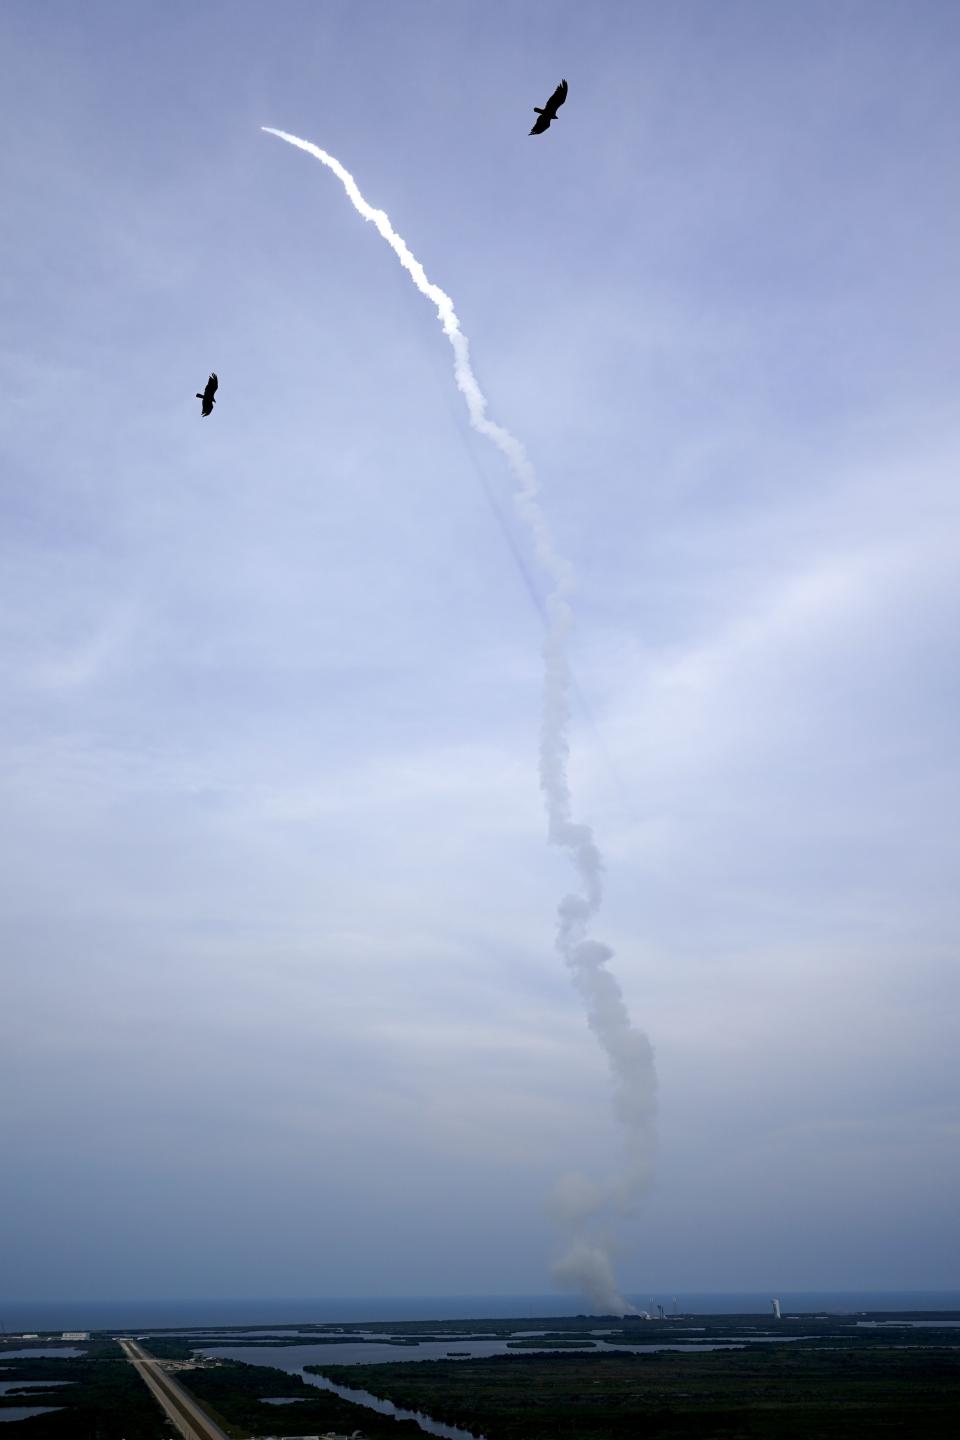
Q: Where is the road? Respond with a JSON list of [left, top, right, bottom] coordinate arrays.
[[118, 1338, 233, 1440]]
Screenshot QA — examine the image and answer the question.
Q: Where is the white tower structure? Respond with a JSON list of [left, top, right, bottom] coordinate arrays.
[[772, 1298, 782, 1320]]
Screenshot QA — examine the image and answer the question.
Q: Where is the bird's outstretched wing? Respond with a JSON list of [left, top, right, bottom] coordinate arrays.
[[545, 79, 568, 118], [198, 372, 218, 416], [529, 79, 568, 134], [202, 373, 218, 415]]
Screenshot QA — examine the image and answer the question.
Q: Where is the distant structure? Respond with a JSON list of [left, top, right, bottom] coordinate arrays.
[[771, 1299, 782, 1321], [62, 1331, 89, 1340], [657, 1304, 666, 1320]]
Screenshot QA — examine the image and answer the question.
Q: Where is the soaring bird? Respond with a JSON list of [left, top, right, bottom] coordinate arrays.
[[196, 372, 218, 417], [529, 79, 568, 135]]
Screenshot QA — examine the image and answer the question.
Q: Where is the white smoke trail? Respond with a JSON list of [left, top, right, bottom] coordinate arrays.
[[551, 1240, 636, 1317], [263, 127, 656, 1310]]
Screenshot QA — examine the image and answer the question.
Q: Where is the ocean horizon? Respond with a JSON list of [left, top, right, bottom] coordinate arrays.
[[4, 1291, 959, 1332]]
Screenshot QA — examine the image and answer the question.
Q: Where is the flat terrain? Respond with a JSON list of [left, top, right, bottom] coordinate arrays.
[[0, 1337, 172, 1439], [4, 1313, 960, 1438], [120, 1339, 233, 1440], [165, 1356, 430, 1439], [317, 1344, 960, 1439]]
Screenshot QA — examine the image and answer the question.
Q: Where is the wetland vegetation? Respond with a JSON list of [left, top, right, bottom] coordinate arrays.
[[0, 1338, 171, 1439], [166, 1359, 428, 1439], [4, 1310, 959, 1437], [315, 1342, 960, 1439]]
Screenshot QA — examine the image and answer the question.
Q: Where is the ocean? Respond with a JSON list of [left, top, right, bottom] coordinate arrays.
[[3, 1292, 959, 1332]]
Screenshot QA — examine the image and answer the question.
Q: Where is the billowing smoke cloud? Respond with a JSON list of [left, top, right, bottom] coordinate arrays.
[[263, 127, 656, 1308], [551, 1240, 638, 1317]]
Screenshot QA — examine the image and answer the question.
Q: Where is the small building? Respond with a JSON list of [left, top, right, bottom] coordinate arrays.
[[61, 1331, 89, 1340]]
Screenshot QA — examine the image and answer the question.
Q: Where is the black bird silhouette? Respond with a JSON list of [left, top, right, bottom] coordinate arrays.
[[196, 372, 218, 417], [529, 79, 568, 135]]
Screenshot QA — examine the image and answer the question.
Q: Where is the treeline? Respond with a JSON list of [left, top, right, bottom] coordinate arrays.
[[133, 1336, 195, 1360]]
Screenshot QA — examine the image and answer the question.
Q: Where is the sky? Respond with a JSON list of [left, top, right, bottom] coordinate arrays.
[[2, 0, 959, 1306]]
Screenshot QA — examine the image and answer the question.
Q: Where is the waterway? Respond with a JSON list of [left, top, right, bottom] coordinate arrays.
[[198, 1336, 752, 1440], [302, 1370, 483, 1440], [0, 1382, 73, 1396], [0, 1348, 83, 1360], [0, 1409, 65, 1423], [199, 1336, 748, 1368], [0, 1354, 77, 1425], [857, 1320, 960, 1328], [8, 1291, 960, 1331]]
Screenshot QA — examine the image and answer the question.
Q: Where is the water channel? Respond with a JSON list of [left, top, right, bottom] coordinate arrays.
[[0, 1408, 66, 1423], [0, 1349, 83, 1361], [0, 1350, 78, 1424], [0, 1382, 73, 1396], [197, 1334, 754, 1440]]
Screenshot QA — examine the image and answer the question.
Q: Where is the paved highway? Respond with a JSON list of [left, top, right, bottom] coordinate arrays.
[[119, 1338, 233, 1440]]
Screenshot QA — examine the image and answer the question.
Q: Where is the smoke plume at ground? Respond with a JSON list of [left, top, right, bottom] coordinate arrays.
[[263, 126, 657, 1307], [551, 1240, 639, 1317]]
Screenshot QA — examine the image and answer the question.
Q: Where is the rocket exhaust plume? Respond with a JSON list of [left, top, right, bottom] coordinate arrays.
[[263, 127, 656, 1312], [551, 1240, 637, 1317]]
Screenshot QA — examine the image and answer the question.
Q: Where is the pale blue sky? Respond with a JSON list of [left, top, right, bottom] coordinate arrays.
[[2, 0, 959, 1303]]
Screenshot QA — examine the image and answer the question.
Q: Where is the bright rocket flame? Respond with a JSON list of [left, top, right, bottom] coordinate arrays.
[[263, 126, 656, 1308]]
